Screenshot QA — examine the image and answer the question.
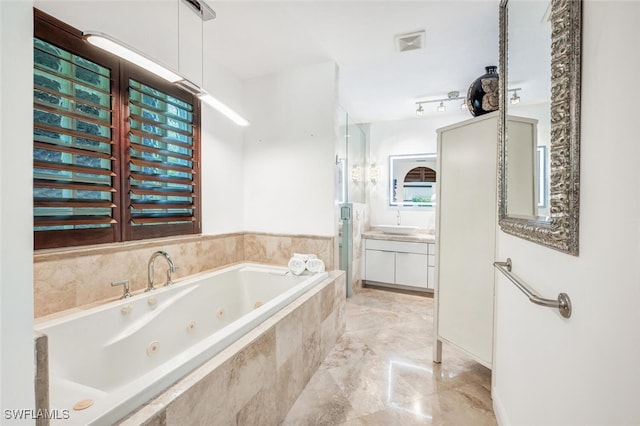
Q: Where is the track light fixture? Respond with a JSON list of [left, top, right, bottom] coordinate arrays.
[[415, 88, 524, 115], [415, 90, 465, 115], [509, 88, 521, 105]]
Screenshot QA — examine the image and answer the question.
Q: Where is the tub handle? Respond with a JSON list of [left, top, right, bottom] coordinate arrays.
[[112, 280, 132, 299], [165, 266, 180, 286]]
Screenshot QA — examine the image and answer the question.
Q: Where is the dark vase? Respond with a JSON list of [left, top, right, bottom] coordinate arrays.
[[466, 65, 499, 117]]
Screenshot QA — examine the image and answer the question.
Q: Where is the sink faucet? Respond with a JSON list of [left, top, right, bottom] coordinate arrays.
[[396, 208, 401, 226], [147, 250, 176, 291]]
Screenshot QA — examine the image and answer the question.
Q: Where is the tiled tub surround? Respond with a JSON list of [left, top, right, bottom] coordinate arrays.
[[35, 264, 343, 425], [34, 332, 50, 426], [118, 270, 346, 425], [34, 232, 334, 318]]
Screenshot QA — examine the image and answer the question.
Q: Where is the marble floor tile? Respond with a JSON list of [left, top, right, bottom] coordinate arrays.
[[283, 288, 496, 426]]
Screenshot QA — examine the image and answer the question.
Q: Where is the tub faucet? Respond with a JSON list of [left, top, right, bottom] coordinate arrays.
[[147, 250, 176, 291]]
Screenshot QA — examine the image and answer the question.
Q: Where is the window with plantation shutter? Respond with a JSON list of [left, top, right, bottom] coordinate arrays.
[[33, 9, 200, 250], [124, 76, 200, 240]]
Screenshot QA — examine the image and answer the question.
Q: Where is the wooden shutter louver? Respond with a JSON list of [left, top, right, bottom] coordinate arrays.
[[126, 79, 199, 239], [33, 36, 119, 248]]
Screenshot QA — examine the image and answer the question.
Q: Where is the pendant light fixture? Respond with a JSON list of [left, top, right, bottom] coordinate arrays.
[[84, 32, 184, 83], [84, 0, 250, 127]]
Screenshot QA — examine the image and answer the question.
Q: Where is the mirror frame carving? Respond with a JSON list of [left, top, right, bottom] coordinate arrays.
[[498, 0, 582, 255]]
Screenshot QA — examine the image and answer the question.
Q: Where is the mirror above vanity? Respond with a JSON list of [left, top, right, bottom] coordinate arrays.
[[389, 154, 437, 207], [498, 0, 582, 255]]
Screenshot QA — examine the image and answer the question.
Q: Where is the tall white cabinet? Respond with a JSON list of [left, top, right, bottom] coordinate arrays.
[[434, 112, 498, 368], [433, 112, 537, 368]]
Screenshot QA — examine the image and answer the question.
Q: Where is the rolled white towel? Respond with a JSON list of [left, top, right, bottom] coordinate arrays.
[[306, 258, 325, 274], [288, 257, 306, 275], [292, 253, 317, 262]]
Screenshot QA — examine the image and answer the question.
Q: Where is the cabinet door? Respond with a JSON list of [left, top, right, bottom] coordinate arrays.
[[365, 250, 395, 283], [436, 114, 498, 367], [395, 252, 428, 287]]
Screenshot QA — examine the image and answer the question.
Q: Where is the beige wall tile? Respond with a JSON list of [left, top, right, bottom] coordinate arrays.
[[275, 349, 305, 421], [236, 386, 280, 426], [301, 329, 321, 385], [163, 348, 236, 426], [230, 327, 277, 411], [34, 260, 79, 317], [244, 233, 334, 270], [275, 306, 303, 368], [320, 283, 335, 321], [35, 333, 49, 426], [320, 310, 339, 360], [34, 234, 242, 318], [34, 232, 335, 319]]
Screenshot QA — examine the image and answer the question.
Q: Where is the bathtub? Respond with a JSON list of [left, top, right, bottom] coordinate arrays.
[[35, 263, 329, 425]]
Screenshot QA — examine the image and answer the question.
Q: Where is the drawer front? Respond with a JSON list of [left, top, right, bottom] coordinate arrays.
[[365, 239, 427, 254], [365, 249, 395, 283]]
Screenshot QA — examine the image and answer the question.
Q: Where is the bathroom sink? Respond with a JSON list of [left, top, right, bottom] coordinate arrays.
[[375, 225, 420, 235]]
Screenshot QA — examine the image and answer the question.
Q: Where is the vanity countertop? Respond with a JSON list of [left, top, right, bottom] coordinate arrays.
[[362, 231, 436, 244]]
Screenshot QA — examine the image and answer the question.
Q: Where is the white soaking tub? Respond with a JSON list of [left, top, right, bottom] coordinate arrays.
[[35, 263, 328, 425]]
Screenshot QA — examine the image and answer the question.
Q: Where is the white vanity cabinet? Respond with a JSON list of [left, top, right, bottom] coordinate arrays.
[[364, 238, 435, 290]]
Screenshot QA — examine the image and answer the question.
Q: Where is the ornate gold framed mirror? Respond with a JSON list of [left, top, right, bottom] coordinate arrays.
[[498, 0, 582, 255]]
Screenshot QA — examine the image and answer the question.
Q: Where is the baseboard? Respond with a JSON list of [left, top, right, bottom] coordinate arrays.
[[492, 386, 510, 426]]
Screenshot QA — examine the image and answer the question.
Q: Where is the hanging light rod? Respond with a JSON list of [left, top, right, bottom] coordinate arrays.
[[83, 31, 250, 127]]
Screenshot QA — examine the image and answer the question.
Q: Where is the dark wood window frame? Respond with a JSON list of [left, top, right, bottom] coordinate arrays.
[[34, 9, 201, 250]]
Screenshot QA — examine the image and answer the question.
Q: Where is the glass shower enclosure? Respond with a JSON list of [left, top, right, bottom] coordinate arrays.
[[337, 107, 366, 298]]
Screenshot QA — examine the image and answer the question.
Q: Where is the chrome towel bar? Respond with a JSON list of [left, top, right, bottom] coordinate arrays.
[[493, 258, 572, 318]]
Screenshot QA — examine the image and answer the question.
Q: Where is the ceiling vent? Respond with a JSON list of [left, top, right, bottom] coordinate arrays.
[[395, 31, 425, 53]]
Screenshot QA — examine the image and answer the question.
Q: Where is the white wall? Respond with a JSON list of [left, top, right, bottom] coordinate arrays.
[[0, 0, 36, 420], [243, 62, 338, 236], [367, 111, 471, 231], [493, 2, 640, 425], [200, 107, 244, 235], [200, 55, 245, 235]]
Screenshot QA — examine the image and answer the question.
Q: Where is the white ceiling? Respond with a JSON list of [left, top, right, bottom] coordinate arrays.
[[205, 1, 501, 123]]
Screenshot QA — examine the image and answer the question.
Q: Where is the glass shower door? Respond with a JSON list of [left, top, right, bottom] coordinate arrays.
[[337, 108, 365, 298]]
